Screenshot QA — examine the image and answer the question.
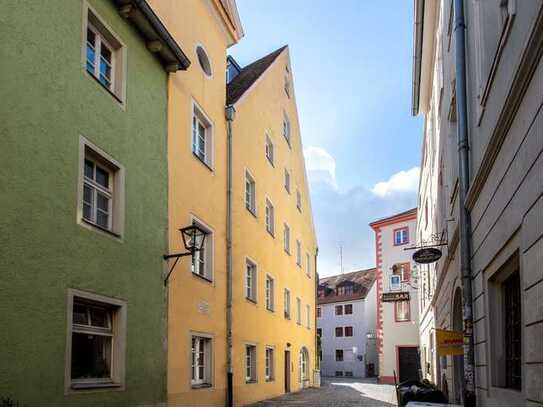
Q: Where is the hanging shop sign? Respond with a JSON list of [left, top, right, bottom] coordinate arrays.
[[381, 292, 410, 302], [413, 247, 442, 264], [435, 329, 463, 356]]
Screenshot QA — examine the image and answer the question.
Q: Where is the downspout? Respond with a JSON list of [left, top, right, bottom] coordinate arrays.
[[225, 104, 235, 407], [453, 1, 476, 406]]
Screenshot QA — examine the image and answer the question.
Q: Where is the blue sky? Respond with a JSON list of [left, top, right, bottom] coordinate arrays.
[[230, 1, 423, 277]]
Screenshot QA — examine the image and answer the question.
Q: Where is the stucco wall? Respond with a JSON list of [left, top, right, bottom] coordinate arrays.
[[0, 0, 168, 405]]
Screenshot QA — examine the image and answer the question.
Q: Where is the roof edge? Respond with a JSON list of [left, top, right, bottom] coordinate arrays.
[[369, 208, 417, 229]]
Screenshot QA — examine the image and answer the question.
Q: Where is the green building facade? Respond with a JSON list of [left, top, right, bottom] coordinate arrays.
[[0, 0, 188, 405]]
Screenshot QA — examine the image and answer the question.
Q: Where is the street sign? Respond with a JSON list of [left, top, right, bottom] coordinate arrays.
[[435, 329, 463, 356], [413, 247, 442, 264], [381, 292, 410, 302]]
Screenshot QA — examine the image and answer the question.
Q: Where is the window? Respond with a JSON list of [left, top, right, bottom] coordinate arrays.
[[196, 45, 212, 77], [503, 271, 521, 390], [336, 285, 354, 296], [394, 227, 409, 245], [335, 371, 343, 377], [192, 103, 213, 168], [265, 199, 274, 236], [296, 297, 301, 325], [306, 253, 311, 277], [245, 259, 257, 303], [345, 326, 353, 337], [283, 113, 291, 146], [306, 304, 310, 328], [335, 305, 343, 316], [344, 304, 353, 315], [265, 275, 274, 311], [191, 336, 212, 387], [245, 345, 257, 383], [335, 350, 343, 362], [284, 169, 291, 193], [265, 347, 275, 381], [296, 240, 302, 266], [284, 289, 291, 319], [335, 327, 344, 337], [395, 300, 410, 322], [296, 190, 302, 211], [191, 219, 213, 281], [85, 8, 125, 101], [284, 75, 290, 97], [66, 290, 126, 391], [393, 263, 411, 282], [283, 223, 290, 254], [390, 275, 401, 291], [317, 328, 322, 337], [317, 307, 321, 318], [265, 134, 274, 166], [345, 371, 353, 377], [245, 171, 256, 215], [80, 138, 124, 236]]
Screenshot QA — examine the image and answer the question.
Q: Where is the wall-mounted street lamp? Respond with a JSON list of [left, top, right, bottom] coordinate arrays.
[[163, 224, 207, 285]]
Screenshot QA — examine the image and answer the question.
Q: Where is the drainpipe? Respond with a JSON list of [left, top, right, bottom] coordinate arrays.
[[453, 1, 476, 406], [225, 104, 235, 407]]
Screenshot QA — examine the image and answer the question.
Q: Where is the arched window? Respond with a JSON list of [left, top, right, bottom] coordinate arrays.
[[299, 347, 309, 386]]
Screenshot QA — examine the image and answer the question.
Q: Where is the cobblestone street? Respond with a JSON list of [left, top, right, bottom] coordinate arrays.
[[248, 378, 397, 407]]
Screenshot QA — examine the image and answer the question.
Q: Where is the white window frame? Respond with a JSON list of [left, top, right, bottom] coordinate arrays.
[[296, 297, 301, 325], [306, 253, 311, 277], [284, 223, 290, 254], [265, 274, 275, 311], [191, 100, 214, 169], [78, 136, 125, 238], [265, 133, 274, 166], [390, 275, 401, 291], [245, 344, 257, 383], [284, 288, 291, 319], [82, 3, 126, 104], [265, 346, 275, 381], [191, 334, 213, 387], [245, 170, 257, 215], [296, 240, 302, 267], [265, 198, 275, 236], [282, 112, 291, 147], [245, 258, 257, 303], [296, 190, 302, 211], [191, 216, 214, 282], [306, 304, 310, 329], [64, 289, 127, 393], [284, 168, 291, 193]]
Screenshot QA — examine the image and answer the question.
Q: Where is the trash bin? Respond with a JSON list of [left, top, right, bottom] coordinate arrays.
[[396, 381, 448, 407]]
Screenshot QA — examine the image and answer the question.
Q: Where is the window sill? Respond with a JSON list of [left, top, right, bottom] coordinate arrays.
[[266, 307, 274, 313], [191, 383, 212, 390], [267, 230, 275, 238], [71, 381, 122, 390], [192, 272, 213, 284], [246, 380, 257, 384], [246, 297, 257, 305], [284, 250, 291, 256], [246, 207, 257, 218], [86, 70, 124, 105], [266, 378, 275, 383], [284, 314, 291, 320], [393, 242, 409, 247], [81, 218, 121, 238], [192, 152, 213, 172]]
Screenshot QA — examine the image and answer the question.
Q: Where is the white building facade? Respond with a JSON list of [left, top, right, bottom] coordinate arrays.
[[317, 269, 377, 378], [413, 1, 543, 405], [370, 209, 420, 384]]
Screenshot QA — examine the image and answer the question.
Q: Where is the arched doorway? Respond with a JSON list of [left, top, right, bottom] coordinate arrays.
[[452, 288, 464, 404], [299, 347, 309, 388]]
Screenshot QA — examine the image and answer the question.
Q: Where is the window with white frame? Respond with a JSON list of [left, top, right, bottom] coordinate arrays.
[[394, 227, 409, 245], [191, 335, 212, 387], [191, 219, 213, 281], [284, 223, 290, 254], [265, 199, 274, 236], [67, 290, 126, 391], [81, 141, 123, 235], [296, 240, 302, 266], [246, 344, 257, 383], [306, 304, 310, 328], [296, 297, 301, 325], [306, 253, 311, 277], [284, 75, 290, 97], [296, 190, 302, 211], [85, 8, 125, 101], [192, 104, 213, 168], [245, 259, 257, 302], [284, 289, 291, 319], [265, 347, 275, 381], [245, 171, 256, 215], [284, 169, 291, 193], [265, 275, 274, 311], [265, 134, 274, 166], [283, 112, 291, 146]]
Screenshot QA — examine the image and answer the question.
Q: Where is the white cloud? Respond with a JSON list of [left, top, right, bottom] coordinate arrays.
[[371, 167, 420, 197], [303, 146, 338, 189]]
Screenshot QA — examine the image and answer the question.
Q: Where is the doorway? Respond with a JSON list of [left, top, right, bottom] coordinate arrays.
[[284, 350, 291, 393], [452, 288, 464, 404], [398, 346, 419, 382]]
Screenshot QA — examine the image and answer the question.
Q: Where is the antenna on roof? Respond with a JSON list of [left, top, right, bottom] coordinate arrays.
[[339, 244, 344, 274]]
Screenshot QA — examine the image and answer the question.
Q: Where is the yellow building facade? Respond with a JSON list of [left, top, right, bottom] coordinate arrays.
[[147, 1, 316, 406]]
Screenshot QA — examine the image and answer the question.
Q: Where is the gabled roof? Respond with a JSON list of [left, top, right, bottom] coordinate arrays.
[[369, 207, 417, 229], [317, 268, 376, 305], [226, 45, 287, 105]]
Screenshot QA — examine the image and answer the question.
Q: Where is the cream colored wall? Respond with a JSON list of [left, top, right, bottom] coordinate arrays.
[[147, 1, 236, 406], [230, 48, 317, 406]]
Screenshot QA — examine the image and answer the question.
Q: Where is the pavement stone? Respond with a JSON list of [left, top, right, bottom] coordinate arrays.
[[247, 377, 398, 407]]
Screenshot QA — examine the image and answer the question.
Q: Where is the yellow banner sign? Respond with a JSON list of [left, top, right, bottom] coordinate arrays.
[[436, 329, 463, 356]]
